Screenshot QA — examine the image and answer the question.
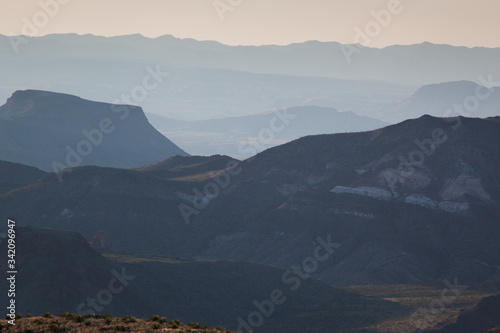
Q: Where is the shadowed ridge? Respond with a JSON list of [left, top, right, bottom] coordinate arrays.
[[0, 90, 188, 171]]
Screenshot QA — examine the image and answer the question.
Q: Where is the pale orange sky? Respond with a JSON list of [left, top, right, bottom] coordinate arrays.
[[1, 0, 499, 47]]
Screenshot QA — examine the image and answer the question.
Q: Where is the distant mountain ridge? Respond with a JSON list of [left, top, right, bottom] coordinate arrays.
[[369, 80, 500, 123], [2, 34, 499, 86], [2, 33, 499, 123], [147, 106, 390, 158], [0, 90, 188, 172]]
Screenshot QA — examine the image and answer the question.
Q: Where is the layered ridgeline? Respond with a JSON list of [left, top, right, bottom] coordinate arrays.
[[147, 106, 390, 158], [2, 116, 500, 288], [0, 227, 404, 333], [1, 34, 500, 86], [195, 115, 500, 285], [0, 160, 47, 195], [0, 90, 188, 172], [363, 80, 500, 123]]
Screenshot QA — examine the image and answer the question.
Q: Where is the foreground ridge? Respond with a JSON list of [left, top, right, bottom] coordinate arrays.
[[1, 313, 236, 333]]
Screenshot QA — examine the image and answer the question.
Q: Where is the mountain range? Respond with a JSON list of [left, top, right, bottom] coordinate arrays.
[[2, 113, 499, 288], [2, 33, 500, 125], [147, 106, 389, 158], [2, 34, 500, 86], [1, 86, 499, 331], [360, 80, 500, 123]]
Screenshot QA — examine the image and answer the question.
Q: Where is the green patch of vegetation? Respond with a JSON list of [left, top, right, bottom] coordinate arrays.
[[168, 319, 180, 329], [98, 313, 113, 321], [58, 312, 73, 320], [149, 315, 166, 324], [121, 315, 137, 323], [42, 312, 53, 318], [168, 169, 226, 182], [74, 315, 84, 323], [187, 322, 200, 329], [33, 318, 44, 325], [114, 325, 129, 332], [48, 323, 65, 332]]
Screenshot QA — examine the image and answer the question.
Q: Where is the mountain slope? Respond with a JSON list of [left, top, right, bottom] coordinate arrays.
[[2, 116, 500, 287], [0, 155, 240, 256], [191, 115, 500, 285], [148, 106, 390, 158], [371, 81, 500, 123], [0, 90, 188, 172], [432, 294, 500, 333], [0, 160, 47, 195], [0, 227, 407, 332]]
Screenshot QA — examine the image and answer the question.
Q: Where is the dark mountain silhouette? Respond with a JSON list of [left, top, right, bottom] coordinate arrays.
[[432, 294, 500, 333], [0, 160, 47, 195], [191, 115, 500, 285], [0, 226, 146, 316], [0, 90, 188, 172], [2, 116, 499, 288], [0, 227, 407, 332], [0, 154, 239, 256]]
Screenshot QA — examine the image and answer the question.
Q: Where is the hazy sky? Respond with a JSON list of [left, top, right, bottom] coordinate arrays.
[[1, 0, 499, 47]]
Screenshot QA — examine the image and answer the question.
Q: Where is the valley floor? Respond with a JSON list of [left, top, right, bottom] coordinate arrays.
[[340, 284, 497, 332]]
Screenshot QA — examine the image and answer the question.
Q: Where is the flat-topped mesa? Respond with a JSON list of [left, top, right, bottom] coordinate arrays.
[[0, 90, 188, 172]]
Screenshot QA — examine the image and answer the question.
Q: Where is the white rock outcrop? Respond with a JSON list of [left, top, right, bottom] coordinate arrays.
[[331, 186, 392, 201]]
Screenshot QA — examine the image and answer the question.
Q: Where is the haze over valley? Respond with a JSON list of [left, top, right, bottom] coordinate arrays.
[[1, 1, 500, 332]]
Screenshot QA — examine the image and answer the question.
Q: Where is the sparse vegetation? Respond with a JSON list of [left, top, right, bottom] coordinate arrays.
[[114, 324, 129, 331], [187, 322, 200, 329], [121, 315, 137, 323], [33, 318, 44, 325], [149, 315, 161, 322], [74, 314, 84, 323], [0, 313, 241, 333], [48, 322, 66, 332]]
